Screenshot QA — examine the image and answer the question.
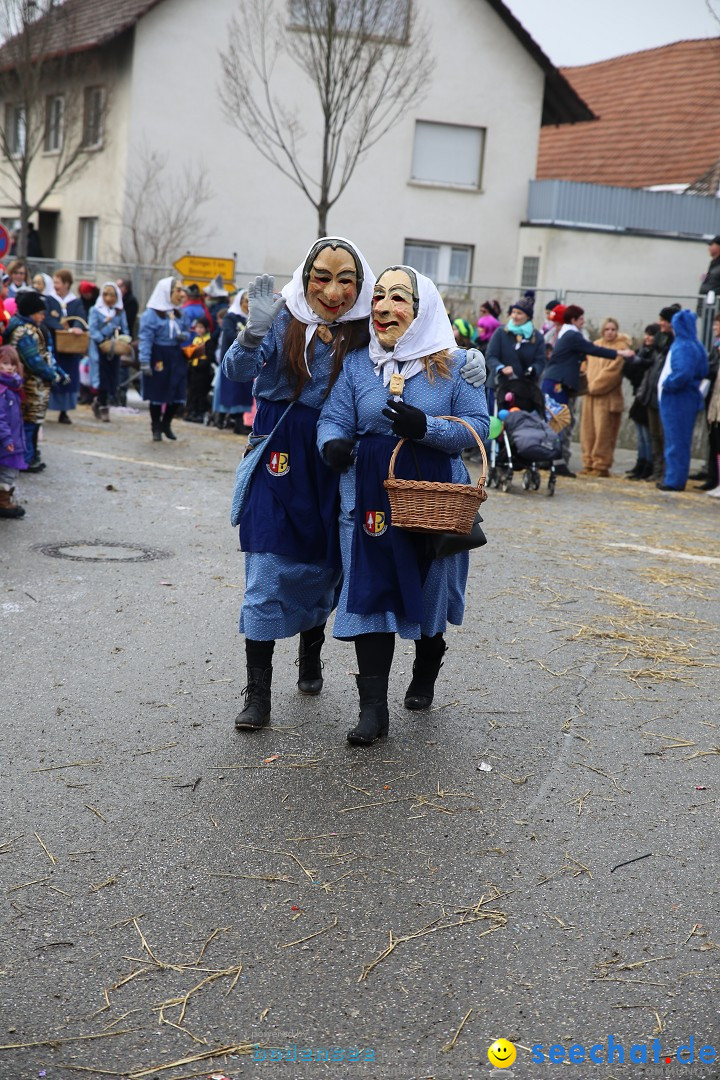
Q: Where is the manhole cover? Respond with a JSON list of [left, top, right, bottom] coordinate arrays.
[[34, 541, 172, 563]]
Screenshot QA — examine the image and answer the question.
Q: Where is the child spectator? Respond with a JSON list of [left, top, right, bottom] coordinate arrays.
[[452, 318, 475, 349], [6, 291, 70, 472], [475, 300, 501, 348], [183, 316, 214, 423], [0, 345, 27, 518], [624, 323, 660, 480]]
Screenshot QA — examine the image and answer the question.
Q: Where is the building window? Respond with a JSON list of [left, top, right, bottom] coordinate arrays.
[[78, 217, 98, 263], [44, 94, 64, 153], [410, 121, 485, 189], [403, 240, 473, 285], [521, 256, 539, 289], [4, 104, 26, 156], [82, 87, 105, 149], [288, 0, 409, 42]]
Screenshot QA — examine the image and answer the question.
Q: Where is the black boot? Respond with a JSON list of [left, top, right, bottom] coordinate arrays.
[[150, 404, 163, 441], [161, 404, 177, 440], [625, 458, 642, 477], [404, 635, 447, 710], [347, 675, 389, 746], [297, 625, 325, 695], [235, 667, 272, 730]]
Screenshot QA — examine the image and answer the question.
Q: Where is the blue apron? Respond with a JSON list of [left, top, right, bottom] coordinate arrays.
[[346, 435, 452, 623], [141, 343, 187, 403], [240, 399, 340, 567]]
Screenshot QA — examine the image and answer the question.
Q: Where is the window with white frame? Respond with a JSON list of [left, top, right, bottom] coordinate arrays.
[[521, 256, 539, 289], [44, 94, 64, 153], [82, 86, 105, 149], [78, 217, 98, 263], [410, 121, 485, 189], [4, 104, 26, 156], [288, 0, 409, 41], [403, 241, 473, 285]]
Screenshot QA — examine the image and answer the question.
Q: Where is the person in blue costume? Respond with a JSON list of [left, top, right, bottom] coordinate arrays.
[[317, 266, 489, 747], [657, 308, 708, 491], [138, 277, 190, 441], [44, 269, 87, 424], [88, 282, 130, 421], [215, 289, 254, 433], [222, 237, 376, 731]]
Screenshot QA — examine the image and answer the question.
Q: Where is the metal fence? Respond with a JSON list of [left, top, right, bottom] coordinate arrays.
[[528, 179, 720, 239]]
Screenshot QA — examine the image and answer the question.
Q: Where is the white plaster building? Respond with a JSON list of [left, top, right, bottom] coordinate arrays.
[[0, 0, 588, 288]]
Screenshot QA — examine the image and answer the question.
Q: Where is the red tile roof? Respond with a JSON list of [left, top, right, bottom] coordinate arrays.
[[537, 38, 720, 189]]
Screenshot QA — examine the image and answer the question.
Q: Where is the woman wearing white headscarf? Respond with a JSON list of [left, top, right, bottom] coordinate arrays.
[[88, 282, 130, 422], [138, 276, 189, 440], [45, 267, 86, 424], [222, 237, 375, 731], [317, 266, 489, 746], [214, 288, 253, 432]]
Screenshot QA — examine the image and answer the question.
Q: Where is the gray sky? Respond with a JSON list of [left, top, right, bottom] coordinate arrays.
[[504, 0, 719, 67]]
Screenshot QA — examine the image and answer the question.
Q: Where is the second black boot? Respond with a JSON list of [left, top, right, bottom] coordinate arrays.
[[235, 667, 272, 730], [347, 675, 389, 746], [297, 626, 325, 695], [404, 635, 447, 710], [150, 404, 163, 441], [161, 404, 178, 440]]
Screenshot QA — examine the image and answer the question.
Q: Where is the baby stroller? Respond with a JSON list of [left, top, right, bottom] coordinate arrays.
[[487, 376, 561, 496]]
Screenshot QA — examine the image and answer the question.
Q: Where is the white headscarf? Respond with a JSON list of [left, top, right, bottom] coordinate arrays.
[[37, 273, 61, 302], [228, 288, 248, 317], [94, 280, 123, 320], [146, 276, 181, 337], [281, 236, 375, 375], [369, 266, 456, 389]]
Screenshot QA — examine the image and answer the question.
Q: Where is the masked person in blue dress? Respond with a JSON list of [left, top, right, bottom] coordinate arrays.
[[139, 277, 190, 441], [222, 237, 375, 731], [317, 266, 489, 747]]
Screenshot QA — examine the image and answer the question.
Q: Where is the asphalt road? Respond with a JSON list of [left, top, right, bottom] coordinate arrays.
[[1, 404, 718, 1080]]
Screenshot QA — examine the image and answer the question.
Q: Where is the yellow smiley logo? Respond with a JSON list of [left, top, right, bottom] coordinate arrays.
[[488, 1039, 517, 1068]]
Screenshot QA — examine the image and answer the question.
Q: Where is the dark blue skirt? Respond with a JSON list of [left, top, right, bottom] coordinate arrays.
[[217, 366, 253, 410], [239, 399, 340, 568], [141, 344, 187, 404], [346, 435, 452, 623]]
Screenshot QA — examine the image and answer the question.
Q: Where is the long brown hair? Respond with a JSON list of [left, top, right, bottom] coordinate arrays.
[[283, 316, 370, 399]]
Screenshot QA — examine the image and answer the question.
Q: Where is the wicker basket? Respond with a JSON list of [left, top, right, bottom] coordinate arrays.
[[384, 416, 488, 535], [100, 332, 133, 357], [55, 316, 90, 356]]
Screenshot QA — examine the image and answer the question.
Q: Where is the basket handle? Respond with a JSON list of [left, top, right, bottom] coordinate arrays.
[[387, 415, 488, 491], [63, 315, 89, 330]]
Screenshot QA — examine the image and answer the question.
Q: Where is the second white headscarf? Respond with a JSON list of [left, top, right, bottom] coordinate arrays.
[[369, 266, 456, 389], [94, 280, 124, 320]]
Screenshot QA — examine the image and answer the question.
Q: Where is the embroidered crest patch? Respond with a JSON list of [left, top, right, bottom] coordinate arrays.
[[266, 451, 290, 476], [363, 510, 387, 537]]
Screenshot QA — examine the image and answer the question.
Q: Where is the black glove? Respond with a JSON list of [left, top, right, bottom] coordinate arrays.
[[381, 398, 427, 440], [323, 438, 355, 473]]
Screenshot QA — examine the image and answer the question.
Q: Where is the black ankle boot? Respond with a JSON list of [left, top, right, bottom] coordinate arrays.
[[404, 639, 447, 710], [297, 629, 325, 695], [625, 458, 642, 477], [235, 667, 272, 730], [161, 405, 177, 440], [347, 675, 389, 746]]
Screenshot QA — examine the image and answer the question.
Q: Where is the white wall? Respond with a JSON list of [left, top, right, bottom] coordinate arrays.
[[517, 224, 712, 336], [126, 0, 546, 286]]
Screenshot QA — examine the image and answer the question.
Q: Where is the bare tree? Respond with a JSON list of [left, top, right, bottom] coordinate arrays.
[[219, 0, 431, 235], [114, 145, 216, 266], [0, 0, 110, 257]]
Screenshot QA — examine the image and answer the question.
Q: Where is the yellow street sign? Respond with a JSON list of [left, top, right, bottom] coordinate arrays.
[[172, 255, 235, 285]]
